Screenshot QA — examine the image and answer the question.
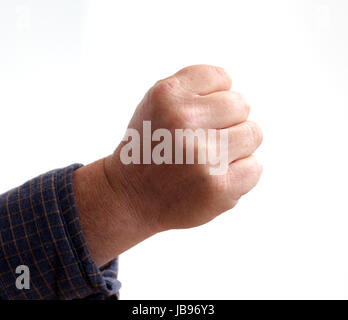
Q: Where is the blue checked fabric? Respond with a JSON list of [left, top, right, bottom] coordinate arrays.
[[0, 164, 121, 300]]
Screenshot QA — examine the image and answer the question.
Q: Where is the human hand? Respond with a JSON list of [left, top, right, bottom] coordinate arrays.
[[105, 65, 263, 231], [74, 65, 263, 266]]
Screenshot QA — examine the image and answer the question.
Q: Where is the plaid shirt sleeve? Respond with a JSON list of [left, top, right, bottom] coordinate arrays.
[[0, 164, 121, 300]]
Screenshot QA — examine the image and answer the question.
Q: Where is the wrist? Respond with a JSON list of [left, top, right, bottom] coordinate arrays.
[[73, 155, 157, 267]]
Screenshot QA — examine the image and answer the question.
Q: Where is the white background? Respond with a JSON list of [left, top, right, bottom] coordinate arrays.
[[1, 0, 348, 299]]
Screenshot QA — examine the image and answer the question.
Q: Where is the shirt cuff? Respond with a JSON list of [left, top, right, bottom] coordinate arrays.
[[0, 164, 121, 300]]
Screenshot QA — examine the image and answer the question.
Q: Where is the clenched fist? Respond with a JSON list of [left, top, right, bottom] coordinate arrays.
[[73, 65, 263, 267]]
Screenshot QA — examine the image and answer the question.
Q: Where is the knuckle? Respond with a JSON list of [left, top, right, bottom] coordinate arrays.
[[248, 157, 262, 177], [181, 64, 231, 85], [213, 65, 232, 87], [150, 78, 189, 126], [212, 65, 226, 76], [223, 91, 250, 119], [244, 102, 251, 116], [150, 77, 178, 106], [244, 121, 263, 147], [229, 91, 250, 116], [229, 157, 253, 178], [239, 158, 262, 182]]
